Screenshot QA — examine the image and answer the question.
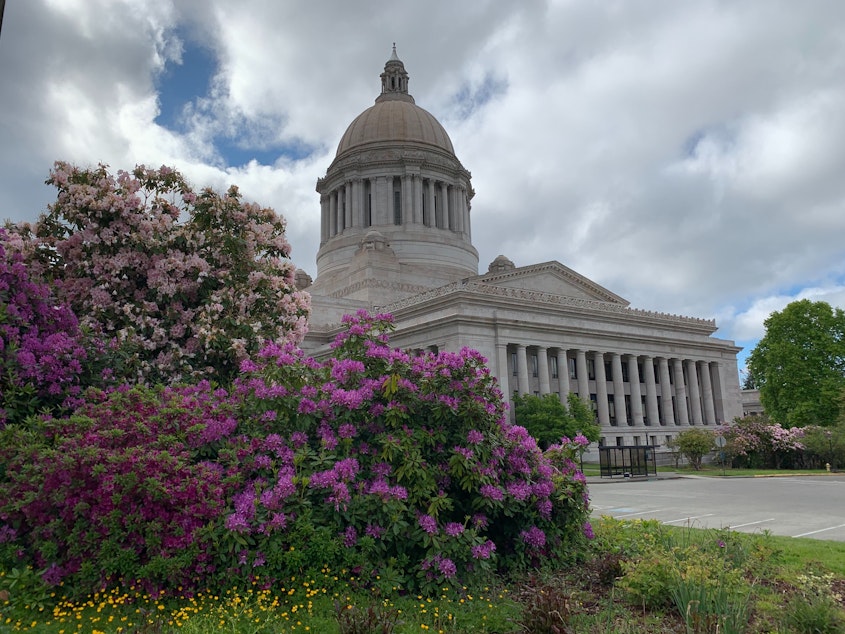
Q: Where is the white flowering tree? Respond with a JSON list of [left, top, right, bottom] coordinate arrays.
[[17, 161, 310, 386]]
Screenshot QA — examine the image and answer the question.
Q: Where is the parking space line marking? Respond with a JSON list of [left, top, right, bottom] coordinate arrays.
[[615, 509, 663, 518], [662, 513, 714, 525], [793, 523, 845, 538], [727, 519, 774, 529]]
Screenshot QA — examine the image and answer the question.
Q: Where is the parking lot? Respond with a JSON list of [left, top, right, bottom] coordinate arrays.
[[588, 474, 845, 541]]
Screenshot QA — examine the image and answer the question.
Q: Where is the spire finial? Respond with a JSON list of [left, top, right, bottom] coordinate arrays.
[[390, 43, 399, 61]]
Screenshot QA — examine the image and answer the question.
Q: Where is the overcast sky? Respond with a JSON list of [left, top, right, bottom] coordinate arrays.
[[2, 1, 845, 376]]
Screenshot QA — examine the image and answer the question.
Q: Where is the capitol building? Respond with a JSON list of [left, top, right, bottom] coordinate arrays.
[[298, 47, 743, 450]]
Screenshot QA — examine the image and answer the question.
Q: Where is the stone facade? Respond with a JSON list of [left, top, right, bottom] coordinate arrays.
[[300, 47, 743, 452]]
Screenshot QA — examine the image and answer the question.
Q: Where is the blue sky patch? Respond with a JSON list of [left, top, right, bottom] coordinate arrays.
[[155, 33, 217, 132], [450, 72, 508, 120]]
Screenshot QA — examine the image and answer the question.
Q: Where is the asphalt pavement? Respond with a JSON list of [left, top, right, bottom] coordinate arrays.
[[587, 473, 845, 541]]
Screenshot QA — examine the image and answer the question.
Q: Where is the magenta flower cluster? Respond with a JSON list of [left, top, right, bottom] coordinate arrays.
[[0, 229, 90, 424], [0, 309, 593, 596]]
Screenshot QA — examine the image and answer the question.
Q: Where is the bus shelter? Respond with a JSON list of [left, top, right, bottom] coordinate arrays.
[[599, 445, 657, 478]]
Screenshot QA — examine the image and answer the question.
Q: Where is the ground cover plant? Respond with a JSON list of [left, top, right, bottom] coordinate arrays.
[[3, 519, 845, 632]]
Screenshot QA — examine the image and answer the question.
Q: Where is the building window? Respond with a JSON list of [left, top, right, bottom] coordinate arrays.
[[422, 185, 428, 225], [531, 353, 539, 378], [654, 362, 660, 383], [393, 190, 401, 225], [511, 352, 518, 377], [533, 390, 540, 396], [587, 358, 596, 380], [589, 394, 598, 416], [650, 435, 658, 447], [665, 434, 673, 446], [641, 396, 648, 425], [366, 192, 372, 226], [624, 395, 632, 424], [633, 436, 640, 446], [569, 358, 576, 379], [616, 436, 624, 447], [608, 399, 616, 425], [637, 361, 644, 382], [598, 437, 605, 447], [621, 362, 629, 383], [550, 356, 558, 379], [656, 395, 663, 423]]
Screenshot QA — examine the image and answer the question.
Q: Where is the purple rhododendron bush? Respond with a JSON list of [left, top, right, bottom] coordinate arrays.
[[0, 311, 593, 597], [0, 229, 93, 424]]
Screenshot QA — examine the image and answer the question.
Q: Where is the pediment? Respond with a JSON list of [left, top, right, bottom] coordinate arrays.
[[474, 260, 629, 305]]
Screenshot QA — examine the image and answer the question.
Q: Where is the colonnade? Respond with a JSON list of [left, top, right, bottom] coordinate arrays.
[[496, 343, 726, 436], [320, 174, 470, 243]]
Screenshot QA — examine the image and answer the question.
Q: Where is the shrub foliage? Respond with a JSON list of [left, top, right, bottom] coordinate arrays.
[[0, 311, 593, 596]]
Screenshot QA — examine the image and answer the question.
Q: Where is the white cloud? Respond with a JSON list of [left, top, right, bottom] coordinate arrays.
[[2, 0, 845, 367]]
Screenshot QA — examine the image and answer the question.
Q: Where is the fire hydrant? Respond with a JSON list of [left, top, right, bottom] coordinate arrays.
[[826, 462, 831, 473]]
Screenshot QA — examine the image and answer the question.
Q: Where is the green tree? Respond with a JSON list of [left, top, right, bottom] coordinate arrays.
[[674, 428, 715, 471], [512, 392, 600, 449], [747, 300, 845, 427]]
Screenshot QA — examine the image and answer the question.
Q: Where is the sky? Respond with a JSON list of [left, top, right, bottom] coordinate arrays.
[[2, 1, 845, 378]]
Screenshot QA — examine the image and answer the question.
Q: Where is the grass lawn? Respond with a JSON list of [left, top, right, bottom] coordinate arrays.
[[3, 520, 845, 633]]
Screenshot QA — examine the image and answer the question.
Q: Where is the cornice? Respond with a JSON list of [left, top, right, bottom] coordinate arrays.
[[328, 278, 434, 299], [374, 281, 717, 332]]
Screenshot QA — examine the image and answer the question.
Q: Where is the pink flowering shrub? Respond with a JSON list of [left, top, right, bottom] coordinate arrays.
[[16, 161, 310, 386], [0, 229, 91, 424], [0, 311, 592, 596], [716, 415, 806, 468]]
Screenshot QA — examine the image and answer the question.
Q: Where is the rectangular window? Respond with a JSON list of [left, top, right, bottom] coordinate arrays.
[[621, 363, 629, 383], [511, 352, 518, 377], [656, 395, 663, 423], [637, 362, 644, 383], [654, 362, 660, 383], [641, 396, 648, 425], [624, 395, 632, 424], [533, 390, 540, 396], [650, 435, 658, 447], [589, 394, 598, 415], [550, 356, 558, 379], [366, 193, 372, 226], [598, 437, 605, 447], [608, 399, 616, 424], [616, 436, 624, 447], [393, 190, 402, 225], [531, 353, 539, 378], [633, 436, 640, 446], [587, 358, 596, 380], [569, 358, 576, 379]]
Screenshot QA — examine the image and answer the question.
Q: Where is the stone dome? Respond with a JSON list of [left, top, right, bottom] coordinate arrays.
[[336, 100, 455, 157]]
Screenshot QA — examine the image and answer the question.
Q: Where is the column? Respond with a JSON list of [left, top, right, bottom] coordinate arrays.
[[556, 349, 571, 399], [496, 343, 510, 397], [575, 350, 589, 401], [376, 176, 389, 225], [672, 358, 689, 425], [628, 356, 644, 426], [686, 359, 703, 425], [594, 352, 610, 426], [611, 353, 627, 426], [642, 355, 660, 427], [516, 345, 529, 396], [402, 174, 412, 225], [426, 180, 435, 227], [440, 182, 449, 229], [344, 183, 352, 229], [537, 347, 550, 395], [351, 179, 362, 227], [320, 194, 329, 243], [698, 361, 716, 425], [710, 362, 727, 423], [329, 191, 337, 236], [658, 357, 675, 426], [413, 174, 423, 223]]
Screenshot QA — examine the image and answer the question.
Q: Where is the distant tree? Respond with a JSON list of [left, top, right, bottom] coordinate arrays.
[[12, 161, 310, 386], [512, 392, 600, 449], [747, 300, 845, 428], [674, 428, 715, 471], [741, 366, 761, 390]]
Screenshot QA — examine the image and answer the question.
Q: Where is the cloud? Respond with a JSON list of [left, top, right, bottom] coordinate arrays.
[[2, 0, 845, 365]]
